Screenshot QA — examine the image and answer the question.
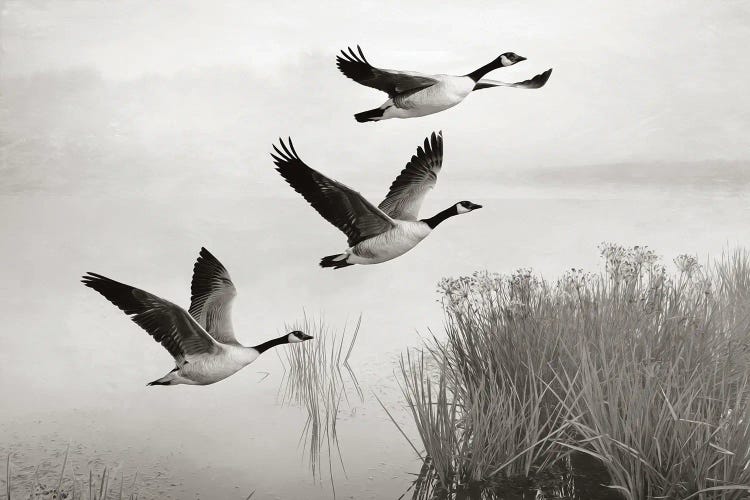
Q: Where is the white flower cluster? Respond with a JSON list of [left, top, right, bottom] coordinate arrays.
[[598, 242, 661, 281]]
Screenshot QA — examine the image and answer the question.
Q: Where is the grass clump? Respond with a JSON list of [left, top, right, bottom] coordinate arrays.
[[3, 446, 139, 500], [394, 245, 750, 499]]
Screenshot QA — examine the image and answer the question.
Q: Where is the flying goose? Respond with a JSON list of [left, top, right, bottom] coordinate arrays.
[[271, 131, 481, 269], [336, 45, 552, 122], [81, 248, 313, 386]]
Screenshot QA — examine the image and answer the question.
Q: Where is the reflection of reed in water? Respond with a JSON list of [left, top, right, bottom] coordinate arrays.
[[401, 455, 580, 500], [277, 314, 362, 486]]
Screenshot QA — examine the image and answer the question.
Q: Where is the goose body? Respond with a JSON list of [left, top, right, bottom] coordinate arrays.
[[379, 76, 475, 120], [160, 344, 260, 386], [336, 46, 552, 122], [271, 132, 482, 269], [344, 219, 433, 265], [81, 248, 312, 386]]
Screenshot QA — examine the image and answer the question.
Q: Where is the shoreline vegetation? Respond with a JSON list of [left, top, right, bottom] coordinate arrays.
[[390, 244, 750, 499], [3, 445, 139, 500], [6, 246, 749, 499]]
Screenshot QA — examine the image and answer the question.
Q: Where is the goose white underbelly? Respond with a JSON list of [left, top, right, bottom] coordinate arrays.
[[347, 221, 432, 265], [384, 76, 475, 119], [179, 345, 259, 385]]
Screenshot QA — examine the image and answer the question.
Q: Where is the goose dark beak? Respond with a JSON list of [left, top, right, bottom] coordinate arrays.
[[471, 203, 483, 210], [517, 56, 527, 62]]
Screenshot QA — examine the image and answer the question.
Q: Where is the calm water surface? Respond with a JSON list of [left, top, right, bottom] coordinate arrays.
[[1, 187, 747, 498]]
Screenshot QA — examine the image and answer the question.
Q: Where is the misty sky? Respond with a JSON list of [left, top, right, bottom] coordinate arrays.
[[2, 0, 749, 192], [1, 4, 748, 497], [1, 0, 747, 375]]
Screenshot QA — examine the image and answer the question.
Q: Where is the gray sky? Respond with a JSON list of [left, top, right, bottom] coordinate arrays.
[[1, 4, 748, 496], [2, 0, 749, 191], [1, 0, 747, 369]]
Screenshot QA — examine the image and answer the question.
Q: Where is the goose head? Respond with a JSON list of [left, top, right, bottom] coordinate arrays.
[[497, 52, 526, 67], [252, 330, 313, 353], [422, 201, 481, 229], [287, 330, 314, 343], [467, 53, 527, 81], [455, 200, 483, 214]]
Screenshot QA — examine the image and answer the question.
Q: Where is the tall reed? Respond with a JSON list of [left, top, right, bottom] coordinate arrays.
[[394, 245, 750, 498], [558, 246, 750, 499]]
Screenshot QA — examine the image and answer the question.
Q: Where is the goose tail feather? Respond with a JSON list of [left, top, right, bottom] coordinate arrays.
[[354, 107, 385, 123], [320, 254, 354, 269], [147, 378, 172, 386], [147, 368, 178, 386]]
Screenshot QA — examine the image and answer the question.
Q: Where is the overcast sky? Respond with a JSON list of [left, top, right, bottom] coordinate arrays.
[[2, 0, 749, 188], [1, 6, 748, 491]]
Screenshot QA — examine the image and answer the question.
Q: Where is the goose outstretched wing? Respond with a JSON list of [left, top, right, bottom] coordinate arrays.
[[473, 68, 553, 91], [82, 273, 220, 364], [336, 45, 438, 97], [188, 248, 239, 346], [378, 132, 443, 221], [271, 138, 396, 247]]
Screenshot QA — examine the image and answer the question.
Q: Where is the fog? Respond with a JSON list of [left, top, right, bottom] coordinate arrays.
[[1, 0, 748, 498]]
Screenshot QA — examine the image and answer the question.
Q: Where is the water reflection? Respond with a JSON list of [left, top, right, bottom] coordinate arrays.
[[2, 193, 747, 498], [402, 454, 612, 500], [277, 314, 363, 487]]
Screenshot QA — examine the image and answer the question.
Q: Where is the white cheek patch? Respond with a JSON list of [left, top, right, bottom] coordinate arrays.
[[456, 204, 470, 214], [288, 333, 303, 343], [500, 55, 511, 66]]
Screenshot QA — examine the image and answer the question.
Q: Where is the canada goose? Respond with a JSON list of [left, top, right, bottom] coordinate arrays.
[[81, 248, 313, 386], [336, 45, 552, 122], [271, 131, 481, 269]]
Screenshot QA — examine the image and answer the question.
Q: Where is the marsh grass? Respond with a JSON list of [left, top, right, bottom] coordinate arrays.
[[392, 245, 750, 499], [277, 314, 362, 486], [3, 446, 139, 500]]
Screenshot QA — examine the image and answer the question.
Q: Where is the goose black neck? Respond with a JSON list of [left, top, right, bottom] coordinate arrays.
[[466, 60, 502, 82], [252, 336, 287, 354], [421, 206, 458, 229]]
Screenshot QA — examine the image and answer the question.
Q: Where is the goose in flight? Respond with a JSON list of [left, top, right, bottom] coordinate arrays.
[[271, 131, 481, 269], [336, 45, 552, 122], [81, 248, 312, 386]]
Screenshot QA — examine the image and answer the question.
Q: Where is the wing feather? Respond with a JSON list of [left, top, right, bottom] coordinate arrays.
[[474, 68, 553, 91], [336, 45, 438, 97], [188, 248, 238, 345], [82, 272, 219, 364], [378, 132, 444, 221], [271, 138, 395, 247]]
